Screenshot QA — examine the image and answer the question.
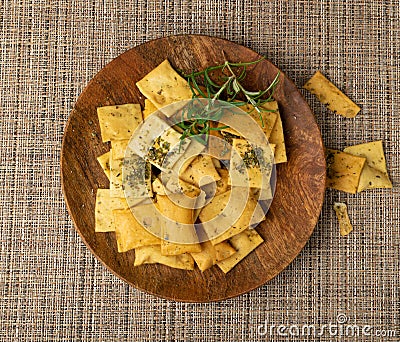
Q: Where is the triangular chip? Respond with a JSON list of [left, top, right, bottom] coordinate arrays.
[[333, 202, 353, 236], [114, 209, 161, 252], [95, 189, 128, 232], [343, 141, 392, 191], [136, 59, 192, 109], [97, 104, 142, 142], [326, 149, 366, 194], [142, 99, 157, 119], [267, 101, 287, 164], [97, 151, 111, 180], [217, 229, 263, 273], [134, 245, 194, 270], [303, 71, 361, 118]]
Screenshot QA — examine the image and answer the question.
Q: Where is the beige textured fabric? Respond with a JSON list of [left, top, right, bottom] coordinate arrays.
[[1, 1, 399, 341]]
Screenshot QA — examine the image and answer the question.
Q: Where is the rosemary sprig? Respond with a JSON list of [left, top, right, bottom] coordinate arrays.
[[178, 57, 280, 145]]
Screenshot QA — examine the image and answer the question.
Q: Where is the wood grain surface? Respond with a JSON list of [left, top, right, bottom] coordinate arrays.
[[60, 35, 326, 302]]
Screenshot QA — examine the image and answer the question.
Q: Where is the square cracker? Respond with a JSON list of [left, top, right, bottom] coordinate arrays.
[[114, 209, 161, 253], [134, 245, 194, 270], [97, 103, 142, 142], [343, 141, 392, 192], [136, 59, 192, 109], [326, 149, 366, 194], [303, 71, 361, 118], [109, 153, 124, 197], [217, 229, 263, 273], [95, 189, 128, 232], [228, 139, 273, 189], [179, 154, 221, 187]]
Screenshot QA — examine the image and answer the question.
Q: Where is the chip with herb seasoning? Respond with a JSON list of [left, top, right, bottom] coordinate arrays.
[[326, 149, 366, 194], [114, 209, 161, 252], [136, 59, 193, 109], [179, 154, 221, 187], [97, 103, 142, 142], [343, 140, 392, 192], [95, 189, 128, 232], [217, 229, 263, 273], [228, 139, 273, 189], [303, 71, 361, 118], [190, 241, 236, 272], [142, 99, 157, 119], [134, 245, 195, 270], [111, 140, 129, 160]]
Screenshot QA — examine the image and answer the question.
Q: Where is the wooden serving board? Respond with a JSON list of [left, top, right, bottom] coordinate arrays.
[[61, 35, 326, 302]]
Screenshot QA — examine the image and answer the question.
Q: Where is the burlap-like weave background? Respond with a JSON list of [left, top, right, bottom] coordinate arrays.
[[1, 1, 399, 341]]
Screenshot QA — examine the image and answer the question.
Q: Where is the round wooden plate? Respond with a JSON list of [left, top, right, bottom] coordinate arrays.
[[61, 35, 326, 302]]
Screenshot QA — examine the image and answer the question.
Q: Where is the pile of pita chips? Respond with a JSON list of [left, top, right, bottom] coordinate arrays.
[[92, 59, 284, 273]]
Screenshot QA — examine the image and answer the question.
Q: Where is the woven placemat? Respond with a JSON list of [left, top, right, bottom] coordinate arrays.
[[1, 1, 399, 341]]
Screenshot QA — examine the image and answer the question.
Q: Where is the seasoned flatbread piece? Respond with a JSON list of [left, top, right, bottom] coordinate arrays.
[[303, 71, 361, 118], [190, 241, 236, 272], [217, 229, 263, 273], [179, 154, 221, 187], [229, 139, 273, 189], [95, 189, 128, 232], [134, 245, 195, 270], [326, 149, 366, 194], [109, 153, 124, 198], [97, 103, 142, 142], [333, 202, 353, 236], [237, 102, 278, 140], [136, 59, 192, 109], [200, 190, 259, 245], [111, 140, 129, 160], [114, 209, 161, 252], [343, 141, 392, 192], [156, 194, 201, 255]]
